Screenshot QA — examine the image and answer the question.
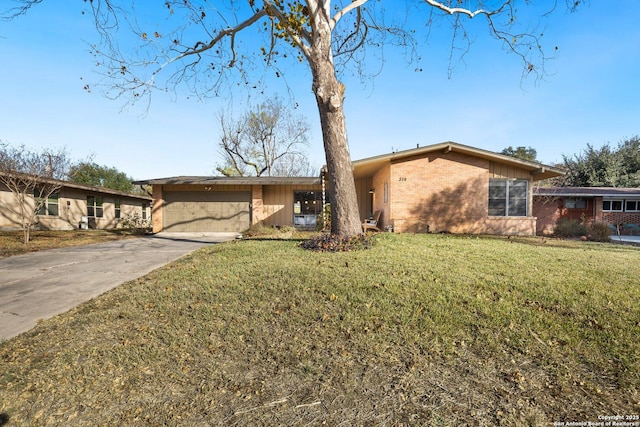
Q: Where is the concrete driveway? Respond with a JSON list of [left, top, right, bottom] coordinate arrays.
[[0, 232, 238, 341]]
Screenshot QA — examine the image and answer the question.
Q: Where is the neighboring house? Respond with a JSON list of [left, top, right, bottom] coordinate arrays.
[[533, 187, 640, 235], [0, 177, 152, 231], [137, 142, 564, 236]]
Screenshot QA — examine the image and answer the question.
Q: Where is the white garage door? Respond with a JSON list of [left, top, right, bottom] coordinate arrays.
[[163, 191, 251, 232]]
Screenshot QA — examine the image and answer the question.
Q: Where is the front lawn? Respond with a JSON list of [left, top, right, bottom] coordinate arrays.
[[1, 234, 638, 425]]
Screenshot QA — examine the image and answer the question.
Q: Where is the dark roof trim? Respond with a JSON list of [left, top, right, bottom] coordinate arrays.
[[134, 176, 322, 186], [535, 186, 640, 197]]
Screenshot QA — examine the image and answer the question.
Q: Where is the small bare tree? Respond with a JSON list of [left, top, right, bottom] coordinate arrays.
[[216, 97, 314, 177], [0, 143, 72, 244]]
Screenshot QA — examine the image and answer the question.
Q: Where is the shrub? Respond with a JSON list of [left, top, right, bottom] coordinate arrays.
[[587, 221, 612, 242], [554, 218, 587, 238], [119, 212, 150, 234]]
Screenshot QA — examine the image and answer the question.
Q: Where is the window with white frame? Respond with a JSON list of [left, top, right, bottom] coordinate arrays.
[[602, 200, 623, 212], [488, 179, 528, 217], [115, 199, 121, 219], [142, 202, 148, 220], [603, 199, 640, 212], [35, 189, 59, 216], [87, 195, 104, 217], [625, 200, 640, 212]]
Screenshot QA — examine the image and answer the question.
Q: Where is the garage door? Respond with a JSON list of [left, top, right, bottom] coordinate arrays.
[[163, 191, 251, 232]]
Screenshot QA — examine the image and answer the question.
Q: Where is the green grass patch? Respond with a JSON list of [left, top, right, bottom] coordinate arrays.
[[1, 234, 638, 425]]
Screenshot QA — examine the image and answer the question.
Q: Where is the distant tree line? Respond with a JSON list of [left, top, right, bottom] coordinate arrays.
[[501, 137, 640, 188], [551, 136, 640, 187]]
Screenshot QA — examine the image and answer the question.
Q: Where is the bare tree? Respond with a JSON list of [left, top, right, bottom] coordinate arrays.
[[0, 143, 72, 244], [216, 97, 314, 177], [6, 0, 579, 237]]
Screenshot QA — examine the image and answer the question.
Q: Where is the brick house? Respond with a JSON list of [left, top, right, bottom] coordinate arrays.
[[533, 187, 640, 235], [0, 177, 152, 231], [138, 142, 564, 236]]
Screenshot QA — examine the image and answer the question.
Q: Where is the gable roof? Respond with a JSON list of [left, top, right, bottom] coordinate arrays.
[[135, 142, 565, 184], [351, 141, 565, 181], [535, 186, 640, 198]]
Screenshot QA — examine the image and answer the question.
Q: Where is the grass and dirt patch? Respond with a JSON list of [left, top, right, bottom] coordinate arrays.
[[0, 233, 638, 425], [0, 230, 140, 259]]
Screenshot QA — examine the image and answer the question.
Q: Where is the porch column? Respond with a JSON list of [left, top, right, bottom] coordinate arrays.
[[152, 185, 164, 233]]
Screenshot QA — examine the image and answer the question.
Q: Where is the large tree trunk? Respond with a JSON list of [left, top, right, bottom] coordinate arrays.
[[309, 15, 362, 238]]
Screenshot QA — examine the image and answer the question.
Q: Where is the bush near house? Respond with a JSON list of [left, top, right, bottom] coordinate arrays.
[[587, 222, 613, 242], [553, 218, 587, 238]]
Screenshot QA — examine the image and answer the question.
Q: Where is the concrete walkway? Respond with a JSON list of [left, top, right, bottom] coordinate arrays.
[[0, 232, 238, 341], [611, 235, 640, 244]]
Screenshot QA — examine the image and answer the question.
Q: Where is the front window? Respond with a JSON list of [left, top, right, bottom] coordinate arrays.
[[142, 202, 148, 220], [35, 189, 59, 216], [115, 199, 121, 219], [293, 191, 322, 227], [87, 196, 104, 218], [488, 179, 528, 217], [565, 198, 587, 209]]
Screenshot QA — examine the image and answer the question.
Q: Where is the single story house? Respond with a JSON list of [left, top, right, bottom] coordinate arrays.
[[533, 186, 640, 235], [136, 142, 564, 236], [0, 176, 152, 231]]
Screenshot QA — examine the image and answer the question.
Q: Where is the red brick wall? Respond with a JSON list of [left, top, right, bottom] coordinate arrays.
[[533, 196, 640, 235], [603, 212, 640, 227]]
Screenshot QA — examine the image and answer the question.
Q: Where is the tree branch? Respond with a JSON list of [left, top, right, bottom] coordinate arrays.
[[422, 0, 509, 18], [331, 0, 369, 30]]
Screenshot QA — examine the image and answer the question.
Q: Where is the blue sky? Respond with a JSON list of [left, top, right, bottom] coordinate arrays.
[[1, 1, 639, 180]]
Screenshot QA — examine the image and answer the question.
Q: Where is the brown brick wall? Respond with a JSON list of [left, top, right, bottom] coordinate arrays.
[[389, 151, 490, 234]]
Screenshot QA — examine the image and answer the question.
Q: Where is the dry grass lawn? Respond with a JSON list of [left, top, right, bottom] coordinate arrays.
[[0, 233, 638, 426], [0, 230, 139, 259]]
